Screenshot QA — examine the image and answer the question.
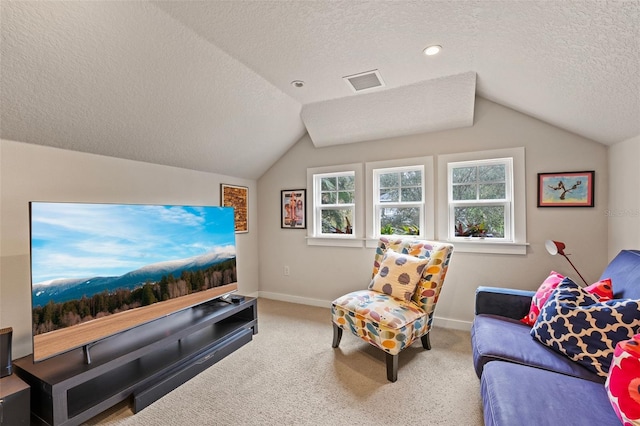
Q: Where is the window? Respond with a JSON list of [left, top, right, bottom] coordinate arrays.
[[317, 172, 355, 235], [374, 166, 424, 236], [449, 159, 512, 239], [307, 163, 363, 247], [437, 148, 527, 255], [366, 156, 434, 247]]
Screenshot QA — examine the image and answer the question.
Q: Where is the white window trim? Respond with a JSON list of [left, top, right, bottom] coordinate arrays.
[[437, 148, 527, 255], [365, 156, 434, 248], [306, 163, 364, 247]]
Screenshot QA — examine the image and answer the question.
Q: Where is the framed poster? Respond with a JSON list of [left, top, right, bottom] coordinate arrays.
[[281, 189, 306, 229], [537, 171, 594, 207], [221, 184, 249, 233]]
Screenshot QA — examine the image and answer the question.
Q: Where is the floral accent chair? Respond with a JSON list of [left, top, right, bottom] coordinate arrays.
[[331, 237, 454, 382]]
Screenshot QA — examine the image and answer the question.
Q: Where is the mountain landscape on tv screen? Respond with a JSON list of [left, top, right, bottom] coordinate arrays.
[[29, 203, 238, 336], [32, 250, 236, 335], [32, 249, 236, 307]]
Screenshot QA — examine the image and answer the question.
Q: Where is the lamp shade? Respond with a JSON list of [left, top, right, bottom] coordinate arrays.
[[544, 239, 588, 286], [545, 240, 566, 256]]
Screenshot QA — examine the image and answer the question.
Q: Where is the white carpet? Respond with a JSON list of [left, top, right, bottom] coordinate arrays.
[[85, 298, 483, 425]]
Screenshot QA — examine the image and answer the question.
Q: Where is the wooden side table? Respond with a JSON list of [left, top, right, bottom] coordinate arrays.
[[0, 374, 30, 425]]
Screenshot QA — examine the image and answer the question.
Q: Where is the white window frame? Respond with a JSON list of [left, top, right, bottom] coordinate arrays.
[[366, 157, 434, 248], [448, 157, 513, 240], [437, 148, 527, 255], [306, 163, 364, 247]]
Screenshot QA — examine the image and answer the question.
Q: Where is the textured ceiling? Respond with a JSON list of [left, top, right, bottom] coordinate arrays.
[[1, 1, 639, 179]]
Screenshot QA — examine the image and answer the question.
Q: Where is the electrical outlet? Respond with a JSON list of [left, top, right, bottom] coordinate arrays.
[[284, 265, 290, 276]]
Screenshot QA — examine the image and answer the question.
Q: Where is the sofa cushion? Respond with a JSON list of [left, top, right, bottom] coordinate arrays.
[[520, 271, 612, 326], [481, 361, 620, 426], [601, 249, 640, 299], [531, 278, 640, 378], [368, 249, 428, 302], [471, 314, 602, 382], [606, 333, 640, 425]]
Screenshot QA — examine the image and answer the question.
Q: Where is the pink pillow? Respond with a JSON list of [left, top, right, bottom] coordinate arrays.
[[520, 271, 613, 326], [606, 334, 640, 425]]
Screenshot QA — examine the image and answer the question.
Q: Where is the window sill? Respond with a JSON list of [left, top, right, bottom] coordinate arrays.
[[446, 239, 529, 255], [364, 237, 428, 248], [306, 237, 365, 248]]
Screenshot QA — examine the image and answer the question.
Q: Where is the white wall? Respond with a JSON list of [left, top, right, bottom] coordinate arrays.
[[257, 97, 610, 329], [0, 140, 259, 358], [608, 135, 640, 257]]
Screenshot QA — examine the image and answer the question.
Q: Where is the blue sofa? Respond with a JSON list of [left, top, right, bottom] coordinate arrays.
[[471, 250, 640, 426]]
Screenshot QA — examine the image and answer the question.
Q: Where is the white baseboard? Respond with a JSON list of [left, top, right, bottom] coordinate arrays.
[[242, 290, 260, 299], [257, 291, 472, 331], [432, 316, 472, 331], [258, 291, 332, 308]]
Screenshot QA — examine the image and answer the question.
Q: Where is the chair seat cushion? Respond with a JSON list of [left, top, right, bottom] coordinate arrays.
[[332, 290, 427, 355]]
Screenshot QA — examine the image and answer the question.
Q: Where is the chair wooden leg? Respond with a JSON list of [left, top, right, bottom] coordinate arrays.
[[421, 333, 431, 350], [386, 352, 398, 382], [332, 323, 343, 348]]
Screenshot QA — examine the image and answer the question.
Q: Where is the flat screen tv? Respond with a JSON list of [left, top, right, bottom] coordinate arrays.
[[29, 202, 238, 362]]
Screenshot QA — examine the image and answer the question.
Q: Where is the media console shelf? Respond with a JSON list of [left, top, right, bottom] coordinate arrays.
[[14, 297, 257, 426]]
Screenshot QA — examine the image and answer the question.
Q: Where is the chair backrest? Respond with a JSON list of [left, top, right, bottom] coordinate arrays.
[[372, 237, 454, 318]]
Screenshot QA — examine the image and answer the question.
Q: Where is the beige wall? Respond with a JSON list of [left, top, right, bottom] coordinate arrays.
[[0, 140, 259, 358], [0, 97, 624, 359], [608, 135, 640, 257], [257, 97, 610, 329]]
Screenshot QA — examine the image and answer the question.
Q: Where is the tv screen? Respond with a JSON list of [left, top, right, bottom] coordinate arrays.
[[29, 202, 238, 362]]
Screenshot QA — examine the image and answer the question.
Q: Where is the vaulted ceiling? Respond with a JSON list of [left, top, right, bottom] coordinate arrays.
[[2, 1, 639, 179]]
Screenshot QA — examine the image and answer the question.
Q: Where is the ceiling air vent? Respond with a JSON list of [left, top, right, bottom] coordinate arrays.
[[343, 70, 385, 93]]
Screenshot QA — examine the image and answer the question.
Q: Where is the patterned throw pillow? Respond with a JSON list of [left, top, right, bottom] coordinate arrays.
[[368, 249, 428, 302], [531, 278, 640, 377], [521, 271, 613, 326], [606, 334, 640, 425]]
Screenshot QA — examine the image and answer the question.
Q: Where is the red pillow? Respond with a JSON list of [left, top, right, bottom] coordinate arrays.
[[585, 278, 614, 301], [606, 334, 640, 425], [520, 271, 613, 326]]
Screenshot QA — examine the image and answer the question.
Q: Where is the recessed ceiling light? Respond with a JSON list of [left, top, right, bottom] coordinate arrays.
[[291, 80, 305, 88], [423, 45, 442, 56]]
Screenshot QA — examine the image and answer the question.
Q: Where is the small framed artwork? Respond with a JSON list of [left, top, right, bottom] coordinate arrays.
[[537, 171, 595, 207], [281, 189, 306, 229], [221, 184, 249, 233]]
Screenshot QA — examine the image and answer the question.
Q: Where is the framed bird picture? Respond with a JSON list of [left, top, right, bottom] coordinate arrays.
[[537, 171, 594, 207]]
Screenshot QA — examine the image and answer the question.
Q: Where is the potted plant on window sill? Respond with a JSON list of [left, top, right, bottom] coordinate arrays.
[[455, 222, 491, 238]]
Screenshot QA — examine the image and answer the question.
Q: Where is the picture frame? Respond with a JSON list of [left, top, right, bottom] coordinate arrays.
[[221, 184, 249, 233], [281, 189, 306, 229], [537, 171, 594, 207]]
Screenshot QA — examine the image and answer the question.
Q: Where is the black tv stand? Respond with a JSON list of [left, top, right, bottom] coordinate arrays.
[[82, 341, 98, 365], [13, 297, 257, 426]]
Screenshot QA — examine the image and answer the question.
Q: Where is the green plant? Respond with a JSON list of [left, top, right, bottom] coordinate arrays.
[[399, 224, 419, 235], [380, 224, 419, 236], [455, 221, 488, 237], [380, 224, 394, 235]]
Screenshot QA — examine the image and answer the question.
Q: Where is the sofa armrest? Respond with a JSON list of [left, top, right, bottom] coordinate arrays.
[[475, 286, 535, 320]]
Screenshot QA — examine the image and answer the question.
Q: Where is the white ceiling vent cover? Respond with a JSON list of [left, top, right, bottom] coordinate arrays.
[[343, 70, 385, 93]]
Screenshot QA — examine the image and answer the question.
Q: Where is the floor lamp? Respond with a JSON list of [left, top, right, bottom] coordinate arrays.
[[545, 240, 588, 286]]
